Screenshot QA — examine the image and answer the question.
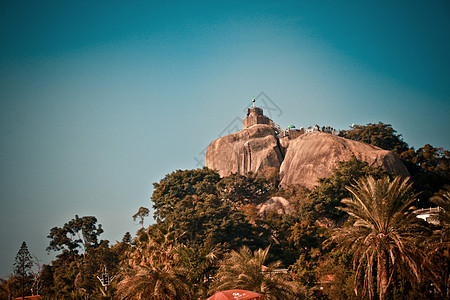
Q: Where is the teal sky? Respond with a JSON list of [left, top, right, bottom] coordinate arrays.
[[1, 0, 449, 276]]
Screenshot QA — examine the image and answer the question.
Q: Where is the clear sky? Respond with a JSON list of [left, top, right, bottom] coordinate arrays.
[[0, 0, 449, 277]]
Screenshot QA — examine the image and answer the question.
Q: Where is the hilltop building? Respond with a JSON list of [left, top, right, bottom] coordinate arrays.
[[243, 99, 284, 136], [243, 106, 271, 129], [243, 99, 272, 129], [205, 99, 410, 189]]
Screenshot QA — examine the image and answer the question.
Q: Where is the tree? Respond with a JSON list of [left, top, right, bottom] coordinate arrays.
[[47, 215, 103, 257], [0, 276, 15, 300], [287, 221, 330, 289], [306, 156, 388, 225], [117, 226, 192, 299], [330, 176, 427, 300], [427, 186, 450, 298], [217, 171, 276, 206], [340, 122, 450, 205], [152, 167, 221, 221], [132, 207, 150, 228], [151, 168, 269, 254], [340, 122, 409, 154], [42, 216, 109, 298], [122, 231, 132, 244], [401, 144, 450, 204], [210, 246, 296, 300], [13, 241, 34, 299], [430, 185, 450, 239], [315, 249, 357, 300]]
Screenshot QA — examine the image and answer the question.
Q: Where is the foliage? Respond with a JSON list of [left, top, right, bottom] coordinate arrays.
[[427, 186, 450, 298], [152, 167, 221, 221], [273, 184, 310, 215], [10, 121, 449, 299], [288, 221, 330, 286], [330, 176, 428, 300], [117, 225, 192, 299], [405, 145, 450, 178], [132, 206, 150, 228], [0, 276, 15, 300], [340, 122, 450, 205], [39, 264, 55, 297], [430, 185, 450, 238], [47, 215, 104, 257], [315, 249, 357, 300], [151, 168, 270, 254], [39, 216, 125, 299], [210, 246, 298, 300], [217, 171, 277, 206], [121, 231, 132, 244], [401, 144, 450, 204], [340, 122, 409, 154], [305, 156, 388, 225], [13, 241, 34, 298]]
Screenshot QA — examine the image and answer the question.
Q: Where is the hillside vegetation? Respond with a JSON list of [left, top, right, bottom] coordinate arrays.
[[2, 123, 449, 300]]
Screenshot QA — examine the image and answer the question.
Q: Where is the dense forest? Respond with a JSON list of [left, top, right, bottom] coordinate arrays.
[[1, 123, 449, 300]]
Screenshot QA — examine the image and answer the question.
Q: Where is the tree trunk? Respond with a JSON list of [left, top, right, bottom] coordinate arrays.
[[378, 249, 389, 300]]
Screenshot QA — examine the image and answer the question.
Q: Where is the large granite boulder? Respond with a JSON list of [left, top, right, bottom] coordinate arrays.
[[206, 127, 410, 189], [279, 132, 410, 189], [257, 196, 293, 215], [205, 124, 283, 176]]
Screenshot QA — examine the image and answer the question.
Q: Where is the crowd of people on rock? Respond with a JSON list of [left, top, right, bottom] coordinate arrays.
[[286, 124, 340, 136]]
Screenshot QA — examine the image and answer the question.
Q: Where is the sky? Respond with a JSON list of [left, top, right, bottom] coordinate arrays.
[[0, 0, 449, 277]]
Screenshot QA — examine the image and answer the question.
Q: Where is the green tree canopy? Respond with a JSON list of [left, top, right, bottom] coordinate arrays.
[[13, 241, 34, 299], [427, 186, 450, 298], [401, 144, 450, 203], [151, 168, 270, 254], [41, 216, 125, 299], [340, 122, 450, 204], [340, 122, 409, 154], [217, 171, 276, 206], [117, 225, 192, 299], [305, 156, 389, 225], [152, 167, 221, 221], [46, 215, 103, 257]]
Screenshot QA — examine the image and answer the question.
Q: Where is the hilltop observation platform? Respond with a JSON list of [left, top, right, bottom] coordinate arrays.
[[243, 102, 285, 136], [242, 99, 340, 138]]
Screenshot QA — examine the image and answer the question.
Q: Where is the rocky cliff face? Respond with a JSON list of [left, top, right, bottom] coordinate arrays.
[[206, 125, 283, 176], [205, 125, 410, 189], [278, 132, 410, 189]]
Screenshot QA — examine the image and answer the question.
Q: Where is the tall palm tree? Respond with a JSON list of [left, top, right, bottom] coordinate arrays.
[[210, 246, 295, 300], [330, 175, 426, 300], [117, 263, 190, 300], [116, 226, 191, 299]]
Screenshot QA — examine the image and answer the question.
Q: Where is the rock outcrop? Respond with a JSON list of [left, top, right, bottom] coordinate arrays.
[[206, 124, 283, 177], [206, 126, 410, 189], [257, 196, 293, 215], [278, 132, 410, 189]]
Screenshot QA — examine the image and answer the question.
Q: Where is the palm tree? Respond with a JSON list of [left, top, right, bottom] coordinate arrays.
[[210, 246, 295, 300], [116, 226, 191, 299], [330, 175, 426, 300], [117, 263, 190, 300], [428, 186, 450, 298], [430, 185, 450, 240]]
